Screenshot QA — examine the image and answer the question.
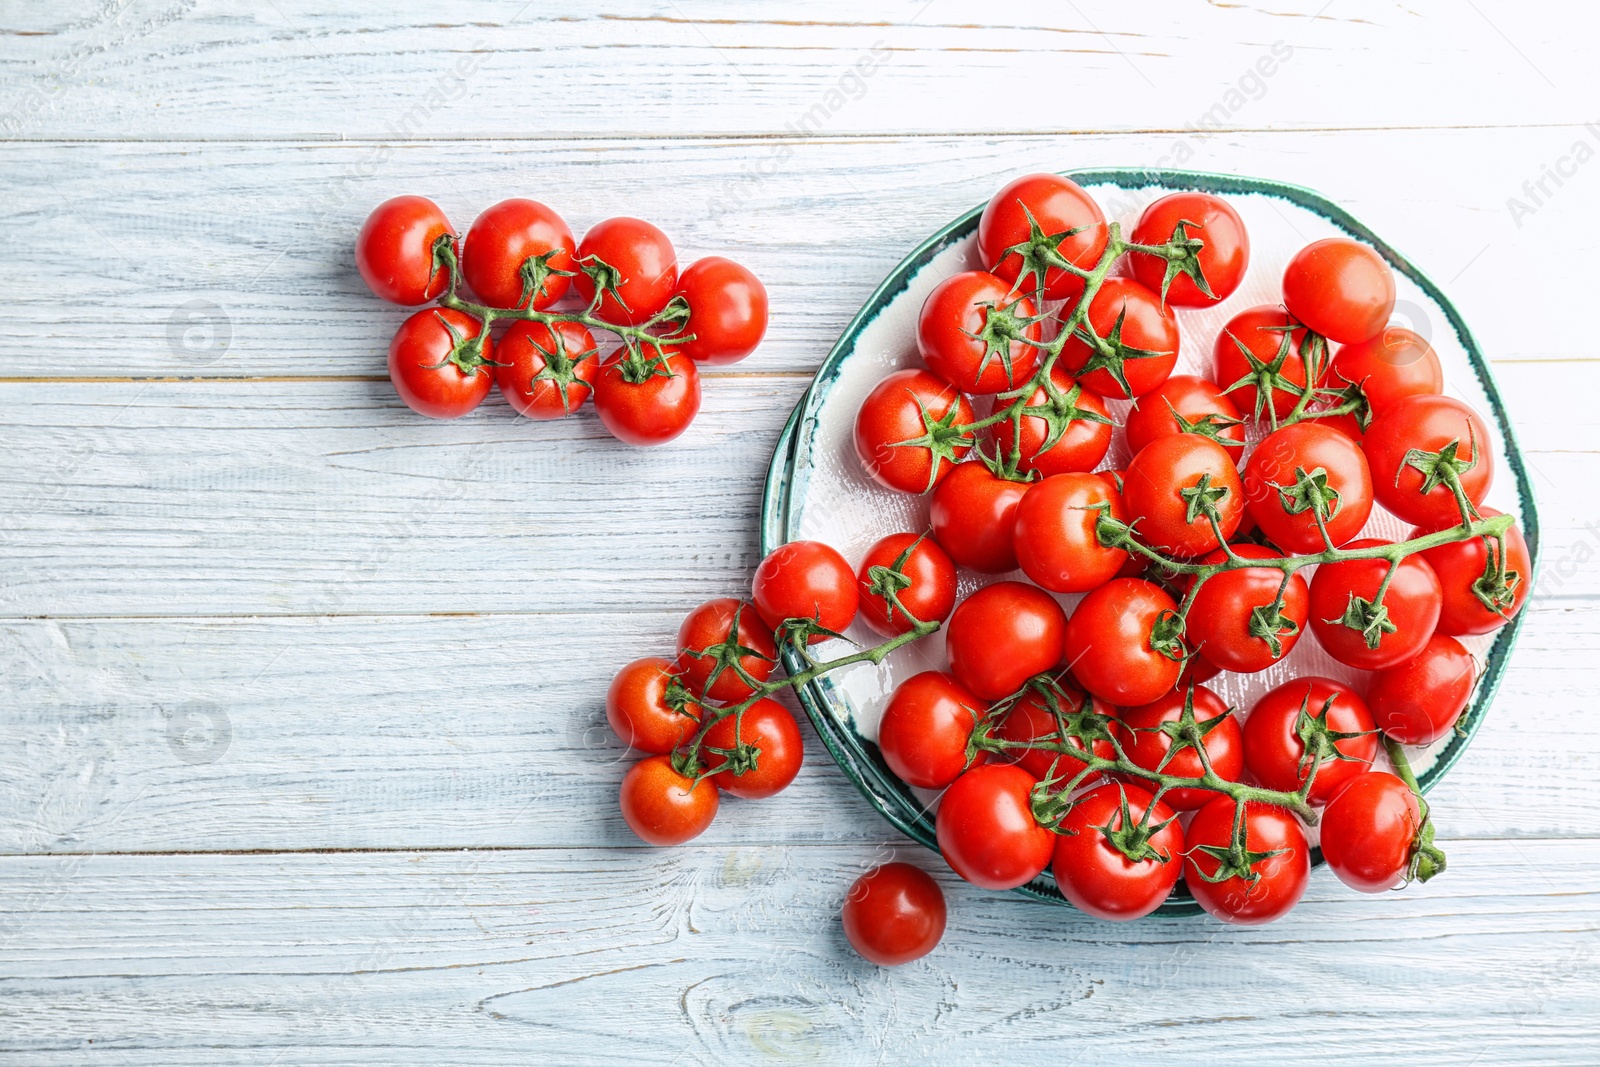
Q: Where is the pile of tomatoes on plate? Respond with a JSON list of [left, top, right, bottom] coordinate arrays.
[[354, 195, 767, 443]]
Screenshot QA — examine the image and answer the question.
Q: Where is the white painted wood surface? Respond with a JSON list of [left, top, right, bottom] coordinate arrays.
[[2, 2, 1598, 1063]]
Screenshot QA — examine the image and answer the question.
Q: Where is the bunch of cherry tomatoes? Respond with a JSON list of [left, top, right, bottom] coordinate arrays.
[[355, 195, 768, 443]]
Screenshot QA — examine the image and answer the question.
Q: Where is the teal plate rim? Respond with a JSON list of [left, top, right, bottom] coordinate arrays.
[[760, 168, 1542, 915]]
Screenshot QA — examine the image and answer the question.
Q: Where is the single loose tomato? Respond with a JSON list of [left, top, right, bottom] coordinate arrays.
[[856, 533, 958, 637], [1213, 306, 1324, 422], [619, 754, 718, 846], [460, 198, 576, 310], [1124, 374, 1246, 458], [1309, 539, 1442, 671], [841, 862, 947, 966], [1242, 422, 1373, 553], [929, 461, 1030, 574], [388, 308, 494, 419], [1242, 677, 1377, 805], [946, 582, 1068, 701], [1012, 472, 1130, 593], [356, 194, 453, 306], [936, 764, 1054, 890], [1320, 771, 1426, 893], [573, 217, 678, 325], [1329, 327, 1442, 415], [1368, 633, 1475, 745], [1052, 783, 1185, 920], [1183, 544, 1309, 673], [1282, 238, 1396, 345], [878, 671, 989, 789], [917, 270, 1042, 394], [495, 319, 598, 420], [1115, 685, 1244, 811], [1128, 192, 1249, 308], [997, 683, 1116, 782], [703, 698, 803, 799], [987, 365, 1113, 478], [676, 598, 777, 703], [606, 656, 701, 754], [1063, 578, 1184, 707], [751, 540, 859, 640], [1411, 508, 1531, 635], [1058, 278, 1180, 399], [671, 256, 768, 365], [854, 369, 976, 494], [1123, 434, 1244, 557], [592, 350, 701, 446], [978, 173, 1109, 300], [1363, 394, 1494, 528], [1183, 797, 1309, 925]]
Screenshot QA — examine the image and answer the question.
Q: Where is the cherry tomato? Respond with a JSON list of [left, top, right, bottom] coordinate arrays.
[[1309, 538, 1442, 670], [986, 365, 1113, 478], [460, 198, 576, 310], [1115, 685, 1244, 810], [606, 656, 701, 754], [929, 462, 1030, 574], [1242, 422, 1373, 553], [1242, 677, 1377, 805], [854, 369, 975, 494], [1052, 783, 1185, 920], [978, 173, 1109, 300], [703, 698, 803, 799], [1128, 192, 1249, 308], [1183, 797, 1309, 925], [1213, 306, 1323, 421], [387, 308, 494, 419], [1282, 238, 1396, 345], [619, 754, 718, 846], [1064, 578, 1183, 707], [878, 671, 989, 789], [1320, 771, 1425, 893], [495, 319, 598, 420], [356, 194, 453, 306], [672, 256, 768, 365], [1124, 374, 1245, 457], [676, 598, 777, 703], [945, 582, 1068, 701], [1368, 633, 1475, 745], [1363, 395, 1494, 528], [997, 684, 1116, 782], [1183, 544, 1309, 673], [1329, 327, 1442, 414], [918, 270, 1042, 394], [856, 533, 958, 637], [573, 217, 678, 325], [1123, 434, 1244, 557], [841, 862, 947, 966], [592, 350, 701, 446], [1058, 278, 1180, 399], [1012, 472, 1130, 593], [936, 764, 1054, 890], [751, 540, 859, 640], [1411, 508, 1531, 635]]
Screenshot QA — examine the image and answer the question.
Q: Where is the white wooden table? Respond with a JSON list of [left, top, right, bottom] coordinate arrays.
[[2, 3, 1598, 1063]]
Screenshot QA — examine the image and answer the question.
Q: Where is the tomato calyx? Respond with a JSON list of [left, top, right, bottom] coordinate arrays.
[[575, 252, 631, 315], [420, 309, 506, 377], [1470, 534, 1525, 617], [888, 395, 976, 492], [1149, 686, 1235, 777], [1247, 596, 1302, 658], [1218, 320, 1326, 426], [1385, 738, 1449, 884], [1400, 432, 1481, 519], [1268, 465, 1343, 532], [1128, 218, 1213, 306], [1329, 588, 1400, 651], [1186, 801, 1288, 889], [518, 248, 578, 310], [525, 325, 599, 414], [1179, 471, 1232, 528], [1148, 609, 1189, 664], [964, 298, 1049, 388], [863, 534, 941, 634], [993, 377, 1112, 477], [998, 203, 1092, 295], [1094, 783, 1180, 864], [1292, 691, 1376, 785], [1070, 306, 1171, 399], [678, 602, 776, 702], [1167, 400, 1246, 452]]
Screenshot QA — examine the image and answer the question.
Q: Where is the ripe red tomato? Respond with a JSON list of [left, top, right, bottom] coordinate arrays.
[[1012, 472, 1130, 593], [1363, 395, 1494, 528], [841, 862, 947, 966], [388, 308, 494, 419], [672, 256, 768, 365], [987, 365, 1112, 478], [997, 684, 1115, 782], [1128, 192, 1250, 308], [460, 198, 576, 310], [1242, 677, 1377, 805], [1328, 327, 1442, 414], [1058, 278, 1180, 399], [1183, 796, 1309, 925], [936, 764, 1054, 890], [676, 598, 777, 703], [572, 217, 678, 325], [1412, 508, 1531, 635], [1282, 238, 1396, 344], [606, 656, 701, 754], [928, 461, 1030, 574], [856, 533, 958, 637], [1052, 783, 1185, 920], [978, 173, 1109, 300], [1064, 578, 1183, 707], [1242, 422, 1373, 553], [1308, 538, 1442, 670], [1213, 306, 1324, 421], [1367, 633, 1475, 745], [878, 671, 989, 789], [495, 319, 598, 420], [854, 369, 975, 494], [703, 698, 803, 799], [751, 540, 859, 640], [592, 350, 701, 446], [917, 270, 1042, 394], [945, 582, 1068, 701], [1124, 374, 1245, 457], [619, 754, 718, 846], [1122, 434, 1244, 557], [1320, 771, 1425, 893], [356, 194, 453, 306], [1115, 685, 1244, 810], [1184, 544, 1309, 673]]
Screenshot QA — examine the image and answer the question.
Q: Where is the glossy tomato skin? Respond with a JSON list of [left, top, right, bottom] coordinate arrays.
[[1329, 327, 1442, 414], [460, 198, 576, 310], [1321, 772, 1424, 893], [1213, 306, 1322, 421], [998, 685, 1116, 782], [1412, 508, 1531, 635], [1064, 578, 1183, 707], [619, 755, 718, 846], [936, 764, 1054, 890], [1184, 797, 1310, 925], [1115, 685, 1244, 810], [495, 319, 598, 420], [1243, 422, 1373, 553], [388, 308, 494, 419], [1282, 238, 1396, 345], [672, 256, 768, 365], [593, 351, 701, 446], [703, 699, 803, 799], [1243, 677, 1377, 805], [1368, 633, 1475, 745], [676, 598, 777, 703], [1012, 472, 1130, 593], [945, 582, 1068, 701], [841, 862, 947, 966], [987, 365, 1113, 478], [1129, 192, 1250, 308], [978, 173, 1109, 300], [751, 540, 859, 640], [1363, 395, 1494, 528], [856, 533, 958, 637], [878, 671, 989, 789], [1185, 544, 1309, 673], [1125, 374, 1246, 457], [854, 369, 975, 493], [918, 270, 1041, 394], [1058, 278, 1180, 399], [572, 217, 678, 325], [1052, 783, 1185, 920], [606, 656, 700, 754], [929, 462, 1030, 574], [1123, 434, 1244, 557], [1309, 538, 1442, 670], [356, 194, 453, 306]]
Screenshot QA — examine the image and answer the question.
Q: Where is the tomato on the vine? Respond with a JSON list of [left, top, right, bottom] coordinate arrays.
[[1124, 374, 1245, 457], [592, 350, 702, 446], [1329, 327, 1442, 414], [356, 194, 453, 306], [917, 270, 1042, 394], [1362, 394, 1494, 528], [573, 217, 679, 325], [1063, 578, 1183, 707], [703, 698, 803, 799], [1242, 421, 1373, 553], [997, 684, 1115, 782], [1114, 685, 1244, 810], [1128, 192, 1250, 308], [1057, 278, 1180, 399], [460, 197, 576, 310], [606, 656, 700, 754], [388, 307, 495, 419], [1183, 796, 1309, 925], [1242, 677, 1377, 805], [986, 365, 1113, 478], [878, 671, 988, 789], [1412, 508, 1531, 635], [978, 173, 1109, 300], [1320, 771, 1426, 893], [1308, 538, 1442, 671], [1012, 472, 1130, 593], [856, 533, 958, 637], [945, 582, 1067, 701], [1367, 633, 1475, 745], [854, 369, 975, 494], [495, 319, 598, 420], [1122, 433, 1244, 557], [841, 862, 947, 966], [751, 540, 859, 640], [1052, 783, 1185, 921], [928, 461, 1030, 574], [1213, 306, 1323, 421], [672, 256, 768, 365], [619, 754, 718, 846], [1183, 544, 1309, 673], [676, 598, 777, 703], [1282, 238, 1395, 345], [935, 764, 1054, 890]]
